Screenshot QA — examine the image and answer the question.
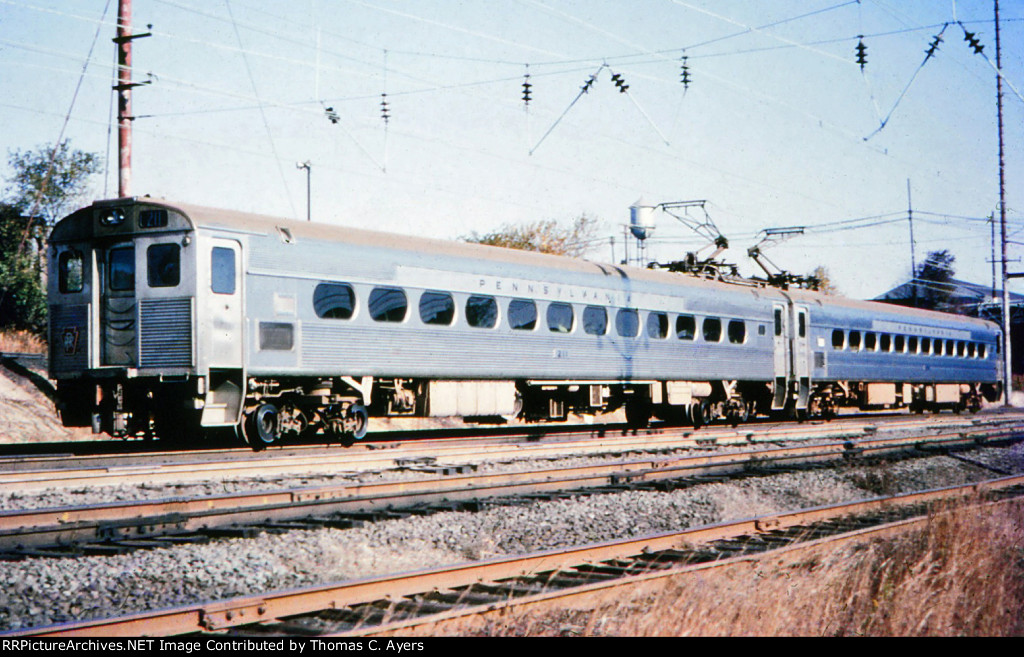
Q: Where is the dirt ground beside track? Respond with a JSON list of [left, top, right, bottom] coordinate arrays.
[[0, 360, 93, 443]]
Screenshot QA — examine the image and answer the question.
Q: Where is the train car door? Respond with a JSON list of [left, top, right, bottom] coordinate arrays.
[[772, 304, 788, 409], [202, 239, 245, 426], [792, 305, 811, 409], [99, 243, 137, 367]]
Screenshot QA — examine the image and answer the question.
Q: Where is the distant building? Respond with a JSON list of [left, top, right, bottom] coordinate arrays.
[[874, 278, 1024, 375]]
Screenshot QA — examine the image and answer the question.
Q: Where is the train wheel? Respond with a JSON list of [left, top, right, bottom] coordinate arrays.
[[347, 404, 369, 440], [244, 403, 280, 451], [727, 398, 749, 427], [689, 402, 704, 429]]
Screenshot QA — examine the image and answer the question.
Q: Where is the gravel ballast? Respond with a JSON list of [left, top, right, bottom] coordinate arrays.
[[1, 444, 1022, 631]]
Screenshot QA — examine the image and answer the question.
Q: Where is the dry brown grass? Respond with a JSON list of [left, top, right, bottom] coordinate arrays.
[[0, 330, 46, 354], [473, 500, 1024, 637]]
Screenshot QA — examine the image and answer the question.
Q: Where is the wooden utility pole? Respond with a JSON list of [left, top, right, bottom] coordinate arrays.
[[113, 0, 150, 198]]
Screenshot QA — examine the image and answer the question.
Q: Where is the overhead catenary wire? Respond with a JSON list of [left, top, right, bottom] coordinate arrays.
[[864, 22, 950, 140], [223, 0, 298, 218], [6, 0, 1015, 284], [6, 0, 1010, 173], [529, 64, 605, 155], [14, 0, 112, 238], [3, 0, 113, 315]]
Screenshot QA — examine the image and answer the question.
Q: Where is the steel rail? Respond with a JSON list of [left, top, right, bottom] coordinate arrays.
[[0, 427, 1016, 556], [0, 414, 1016, 492], [350, 496, 1024, 637], [15, 473, 1024, 637], [2, 410, 1009, 472]]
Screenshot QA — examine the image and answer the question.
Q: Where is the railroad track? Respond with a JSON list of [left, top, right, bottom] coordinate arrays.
[[1, 424, 1019, 560], [2, 412, 1019, 492], [14, 472, 1024, 637]]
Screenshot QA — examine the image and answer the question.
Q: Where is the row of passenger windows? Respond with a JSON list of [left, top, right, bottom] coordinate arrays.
[[831, 329, 989, 359], [313, 282, 752, 343]]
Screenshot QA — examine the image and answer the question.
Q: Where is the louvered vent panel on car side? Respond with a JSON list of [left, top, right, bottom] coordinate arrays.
[[140, 298, 193, 368]]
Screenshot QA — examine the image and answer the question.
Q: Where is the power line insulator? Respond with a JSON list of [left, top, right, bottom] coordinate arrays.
[[925, 32, 943, 60], [581, 74, 596, 93], [611, 71, 629, 93], [962, 28, 984, 54], [522, 73, 532, 105], [855, 36, 868, 71], [680, 54, 691, 89], [325, 106, 340, 124], [380, 94, 390, 125]]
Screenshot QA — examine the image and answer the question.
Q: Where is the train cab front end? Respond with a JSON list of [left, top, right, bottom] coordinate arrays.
[[48, 199, 202, 438]]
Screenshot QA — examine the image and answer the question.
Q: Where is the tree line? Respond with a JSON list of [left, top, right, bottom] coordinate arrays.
[[0, 141, 100, 336]]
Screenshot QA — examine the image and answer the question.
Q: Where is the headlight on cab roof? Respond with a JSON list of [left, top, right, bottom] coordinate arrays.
[[99, 208, 126, 226]]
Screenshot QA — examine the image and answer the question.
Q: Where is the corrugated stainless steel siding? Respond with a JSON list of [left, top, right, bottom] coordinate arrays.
[[140, 298, 193, 368], [49, 303, 89, 373], [298, 323, 774, 381]]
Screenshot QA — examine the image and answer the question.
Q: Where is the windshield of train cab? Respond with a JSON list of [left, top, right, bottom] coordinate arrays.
[[109, 246, 135, 291], [147, 243, 181, 288]]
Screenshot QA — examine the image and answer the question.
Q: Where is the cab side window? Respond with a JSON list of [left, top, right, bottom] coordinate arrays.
[[212, 247, 236, 294], [59, 250, 84, 293]]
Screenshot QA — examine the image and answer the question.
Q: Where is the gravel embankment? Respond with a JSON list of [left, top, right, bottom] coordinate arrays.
[[1, 443, 1022, 631]]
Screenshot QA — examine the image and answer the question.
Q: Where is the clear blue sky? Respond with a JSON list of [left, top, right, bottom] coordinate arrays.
[[1, 0, 1021, 300]]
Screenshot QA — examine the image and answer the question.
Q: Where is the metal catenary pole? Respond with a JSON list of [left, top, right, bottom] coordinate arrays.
[[995, 0, 1012, 404]]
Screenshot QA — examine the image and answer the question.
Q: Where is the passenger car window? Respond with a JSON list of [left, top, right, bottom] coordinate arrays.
[[369, 287, 407, 322], [880, 334, 892, 352], [832, 330, 844, 350], [908, 336, 918, 354], [419, 291, 455, 325], [895, 335, 906, 352], [702, 317, 722, 342], [676, 315, 696, 340], [849, 331, 861, 351], [314, 283, 356, 319], [508, 299, 537, 330], [864, 332, 877, 351], [647, 312, 668, 339], [59, 250, 83, 293], [108, 246, 134, 292], [583, 306, 607, 336], [615, 309, 639, 338], [466, 295, 498, 328], [727, 320, 746, 344], [147, 243, 180, 288], [547, 303, 574, 333], [774, 309, 783, 336], [212, 247, 236, 295]]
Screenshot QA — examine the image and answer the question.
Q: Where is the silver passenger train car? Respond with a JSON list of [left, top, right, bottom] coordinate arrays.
[[48, 198, 1003, 449]]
